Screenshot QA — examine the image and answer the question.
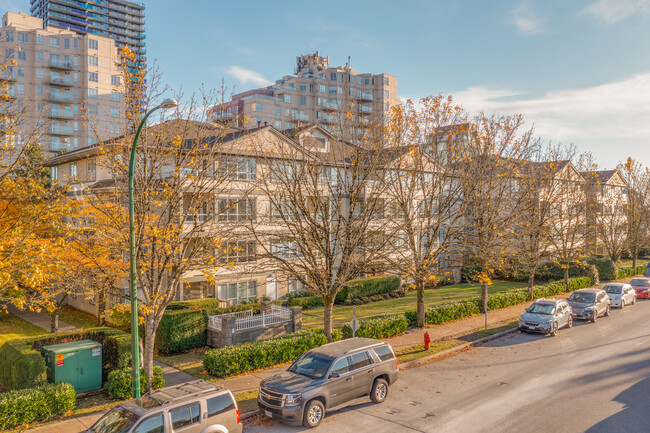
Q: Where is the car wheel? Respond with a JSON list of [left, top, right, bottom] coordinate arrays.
[[303, 400, 325, 428], [370, 378, 389, 404], [632, 296, 636, 305], [550, 322, 558, 337], [621, 300, 625, 309], [592, 311, 598, 323], [567, 315, 573, 328]]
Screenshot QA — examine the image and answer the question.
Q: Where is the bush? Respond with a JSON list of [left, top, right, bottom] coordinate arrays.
[[404, 277, 592, 327], [0, 327, 131, 391], [286, 295, 323, 309], [342, 288, 405, 306], [341, 315, 408, 339], [585, 257, 617, 280], [0, 382, 75, 429], [335, 276, 400, 303], [203, 330, 332, 377], [106, 365, 165, 400]]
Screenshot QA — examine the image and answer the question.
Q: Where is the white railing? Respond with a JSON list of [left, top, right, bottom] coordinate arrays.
[[235, 307, 291, 331], [208, 309, 253, 331]]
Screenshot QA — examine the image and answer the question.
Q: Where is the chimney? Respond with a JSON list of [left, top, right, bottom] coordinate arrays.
[[257, 121, 261, 128], [264, 121, 268, 126]]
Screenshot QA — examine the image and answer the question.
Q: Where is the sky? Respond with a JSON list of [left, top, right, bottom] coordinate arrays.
[[2, 0, 650, 168]]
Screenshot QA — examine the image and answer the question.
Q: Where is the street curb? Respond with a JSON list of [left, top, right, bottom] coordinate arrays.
[[241, 409, 260, 420], [398, 327, 520, 370]]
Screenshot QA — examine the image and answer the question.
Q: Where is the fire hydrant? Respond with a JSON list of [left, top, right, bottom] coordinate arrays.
[[424, 331, 431, 350]]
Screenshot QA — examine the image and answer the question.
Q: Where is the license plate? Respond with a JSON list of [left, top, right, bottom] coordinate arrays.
[[265, 410, 272, 418]]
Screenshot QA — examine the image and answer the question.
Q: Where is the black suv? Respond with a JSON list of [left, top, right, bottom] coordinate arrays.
[[258, 338, 399, 428]]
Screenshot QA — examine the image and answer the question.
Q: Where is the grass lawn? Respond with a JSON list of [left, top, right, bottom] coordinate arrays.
[[395, 341, 462, 364], [476, 320, 519, 339], [617, 258, 650, 269], [0, 312, 48, 346], [59, 305, 99, 329], [155, 349, 210, 381], [301, 280, 528, 330]]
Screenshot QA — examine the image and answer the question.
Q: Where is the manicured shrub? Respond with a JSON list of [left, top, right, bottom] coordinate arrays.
[[0, 382, 75, 429], [335, 276, 400, 303], [0, 327, 131, 391], [585, 257, 617, 280], [203, 330, 332, 377], [341, 315, 408, 339], [286, 295, 323, 309], [106, 365, 165, 400]]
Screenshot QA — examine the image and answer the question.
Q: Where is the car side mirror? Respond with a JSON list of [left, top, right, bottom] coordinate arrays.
[[329, 372, 340, 379]]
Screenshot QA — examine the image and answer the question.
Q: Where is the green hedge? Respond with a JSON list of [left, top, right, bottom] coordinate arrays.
[[106, 365, 165, 400], [585, 257, 617, 280], [0, 327, 131, 391], [335, 276, 400, 303], [404, 277, 592, 327], [203, 330, 341, 377], [0, 382, 75, 429], [341, 315, 408, 339], [286, 295, 323, 309]]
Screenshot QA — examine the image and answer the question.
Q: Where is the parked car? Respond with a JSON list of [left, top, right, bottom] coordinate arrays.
[[630, 277, 650, 299], [603, 283, 636, 308], [258, 337, 399, 428], [567, 288, 610, 322], [518, 298, 573, 336], [86, 380, 242, 433]]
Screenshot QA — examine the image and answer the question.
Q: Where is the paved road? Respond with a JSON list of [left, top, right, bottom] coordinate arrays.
[[245, 299, 650, 433]]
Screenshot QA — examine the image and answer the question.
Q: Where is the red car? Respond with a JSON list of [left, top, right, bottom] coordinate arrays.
[[630, 278, 650, 299]]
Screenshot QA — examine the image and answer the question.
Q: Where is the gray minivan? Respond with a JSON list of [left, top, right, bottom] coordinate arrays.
[[86, 380, 242, 433], [258, 338, 399, 428]]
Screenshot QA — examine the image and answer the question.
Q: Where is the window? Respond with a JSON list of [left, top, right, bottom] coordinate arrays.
[[36, 68, 43, 78], [88, 39, 98, 50], [16, 84, 24, 94], [17, 32, 28, 43], [5, 32, 13, 42], [217, 156, 256, 180], [49, 37, 60, 48], [51, 166, 58, 180], [74, 72, 78, 82], [331, 357, 350, 375], [16, 67, 24, 77], [349, 351, 372, 371], [88, 88, 98, 98], [111, 91, 120, 102], [299, 84, 307, 91], [206, 394, 235, 418], [383, 90, 389, 98], [271, 240, 302, 259], [217, 198, 256, 221], [111, 75, 120, 85], [73, 56, 78, 66], [251, 102, 262, 112], [36, 85, 43, 95], [88, 55, 98, 66], [134, 414, 163, 433], [288, 276, 306, 292], [64, 39, 70, 49], [319, 84, 326, 93], [17, 51, 26, 61], [219, 280, 257, 301], [88, 72, 98, 82], [328, 86, 337, 94], [87, 158, 96, 181], [300, 96, 306, 105], [373, 345, 394, 362], [330, 72, 337, 81], [88, 104, 98, 115], [36, 34, 43, 45], [274, 106, 281, 115], [274, 120, 281, 128], [170, 403, 200, 430], [70, 162, 77, 178], [282, 94, 291, 103], [73, 39, 78, 49], [36, 51, 43, 62], [383, 77, 389, 85], [111, 107, 120, 118], [365, 77, 370, 85], [270, 160, 297, 182]]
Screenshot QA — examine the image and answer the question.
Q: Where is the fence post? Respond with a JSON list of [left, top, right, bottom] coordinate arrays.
[[289, 306, 302, 333]]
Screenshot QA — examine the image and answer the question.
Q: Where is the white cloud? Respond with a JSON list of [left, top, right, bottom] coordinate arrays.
[[401, 73, 650, 166], [226, 66, 271, 87], [581, 0, 650, 24], [509, 1, 544, 34]]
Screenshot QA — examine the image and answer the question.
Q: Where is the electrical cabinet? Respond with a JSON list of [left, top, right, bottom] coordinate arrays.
[[40, 339, 102, 394]]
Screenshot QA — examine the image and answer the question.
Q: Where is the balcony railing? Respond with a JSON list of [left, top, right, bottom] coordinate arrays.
[[49, 93, 74, 103], [50, 125, 74, 135], [49, 60, 74, 70], [360, 105, 373, 114], [49, 77, 74, 86], [357, 92, 374, 101], [49, 109, 74, 119]]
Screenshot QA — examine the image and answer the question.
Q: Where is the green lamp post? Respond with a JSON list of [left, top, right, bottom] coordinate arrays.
[[128, 98, 178, 398]]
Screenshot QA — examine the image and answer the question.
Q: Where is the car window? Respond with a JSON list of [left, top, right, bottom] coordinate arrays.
[[207, 394, 235, 418], [527, 303, 555, 314], [288, 353, 333, 379], [373, 345, 395, 362], [349, 351, 373, 371], [569, 292, 595, 303], [631, 279, 650, 286], [170, 403, 200, 430], [330, 356, 350, 375], [604, 285, 622, 294], [134, 414, 164, 433], [89, 407, 140, 433]]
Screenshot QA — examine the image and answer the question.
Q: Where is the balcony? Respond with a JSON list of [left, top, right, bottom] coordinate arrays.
[[49, 60, 74, 70], [50, 125, 74, 136], [356, 92, 374, 102], [360, 105, 373, 114], [321, 102, 339, 111], [48, 109, 74, 119], [48, 93, 74, 103], [49, 77, 74, 87]]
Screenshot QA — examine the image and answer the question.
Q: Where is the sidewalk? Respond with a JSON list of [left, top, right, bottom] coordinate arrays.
[[6, 304, 78, 333], [23, 277, 635, 432]]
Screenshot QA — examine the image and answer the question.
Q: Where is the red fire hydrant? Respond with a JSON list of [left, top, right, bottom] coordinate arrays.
[[424, 331, 431, 350]]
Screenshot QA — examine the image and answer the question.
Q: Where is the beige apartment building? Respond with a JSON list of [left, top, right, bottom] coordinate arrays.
[[1, 12, 123, 155], [210, 52, 400, 134]]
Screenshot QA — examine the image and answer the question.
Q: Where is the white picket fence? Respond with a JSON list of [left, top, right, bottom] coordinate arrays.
[[208, 305, 292, 332]]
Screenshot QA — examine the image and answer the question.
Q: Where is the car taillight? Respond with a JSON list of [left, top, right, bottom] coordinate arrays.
[[395, 358, 399, 370], [236, 409, 241, 424]]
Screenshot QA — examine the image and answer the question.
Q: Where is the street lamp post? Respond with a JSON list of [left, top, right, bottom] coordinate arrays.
[[129, 98, 178, 399]]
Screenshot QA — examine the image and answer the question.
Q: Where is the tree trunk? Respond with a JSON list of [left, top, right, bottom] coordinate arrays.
[[50, 307, 59, 333], [528, 275, 535, 301], [416, 279, 425, 328], [96, 288, 107, 327], [481, 281, 488, 331], [142, 314, 158, 393], [632, 248, 638, 273], [323, 296, 334, 343], [564, 267, 570, 292]]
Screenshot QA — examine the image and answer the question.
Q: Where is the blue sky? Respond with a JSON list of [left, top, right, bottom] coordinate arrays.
[[2, 0, 650, 167]]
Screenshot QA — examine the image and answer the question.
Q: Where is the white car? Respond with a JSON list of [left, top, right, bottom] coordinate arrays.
[[604, 283, 636, 308]]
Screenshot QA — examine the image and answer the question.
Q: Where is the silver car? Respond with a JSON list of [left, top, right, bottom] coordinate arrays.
[[518, 298, 573, 336], [604, 283, 636, 308], [568, 288, 610, 322]]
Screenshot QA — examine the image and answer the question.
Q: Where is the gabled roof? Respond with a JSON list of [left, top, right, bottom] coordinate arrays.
[[580, 170, 617, 184]]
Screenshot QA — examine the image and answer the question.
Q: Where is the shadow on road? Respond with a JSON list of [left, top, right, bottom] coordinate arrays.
[[585, 376, 650, 433]]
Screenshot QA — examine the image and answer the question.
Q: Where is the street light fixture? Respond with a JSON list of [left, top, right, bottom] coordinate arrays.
[[128, 98, 178, 398]]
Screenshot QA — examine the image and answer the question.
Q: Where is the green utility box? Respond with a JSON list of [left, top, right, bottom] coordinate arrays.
[[40, 339, 102, 394]]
